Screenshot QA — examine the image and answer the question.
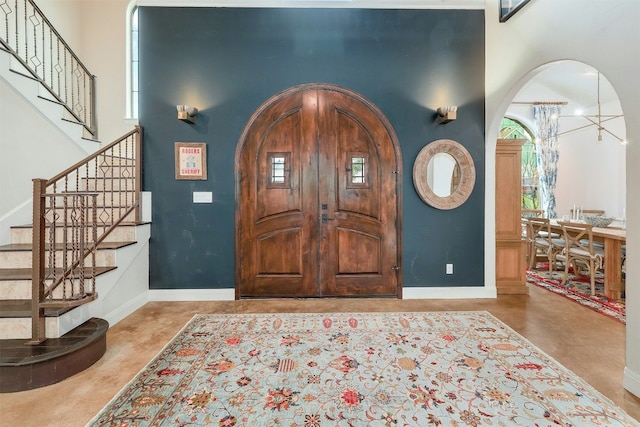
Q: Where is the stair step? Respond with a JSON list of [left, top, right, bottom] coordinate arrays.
[[0, 317, 108, 392], [0, 241, 135, 251], [10, 223, 140, 244], [0, 266, 116, 281], [83, 177, 137, 191], [0, 299, 70, 318], [40, 207, 138, 223], [0, 241, 134, 268]]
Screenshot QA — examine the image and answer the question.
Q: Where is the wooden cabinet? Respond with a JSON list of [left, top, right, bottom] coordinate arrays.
[[496, 139, 527, 294]]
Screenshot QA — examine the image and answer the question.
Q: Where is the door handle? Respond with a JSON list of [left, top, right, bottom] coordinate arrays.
[[321, 213, 334, 224]]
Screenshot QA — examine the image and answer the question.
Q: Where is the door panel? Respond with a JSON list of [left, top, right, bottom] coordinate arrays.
[[257, 229, 302, 274], [256, 113, 302, 219], [318, 90, 396, 296], [239, 91, 318, 296], [336, 229, 381, 273], [237, 84, 400, 298]]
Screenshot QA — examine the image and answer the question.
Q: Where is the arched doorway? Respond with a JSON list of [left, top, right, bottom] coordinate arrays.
[[505, 61, 626, 220], [235, 83, 402, 298]]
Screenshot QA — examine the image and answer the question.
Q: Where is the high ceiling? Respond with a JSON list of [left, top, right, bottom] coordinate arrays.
[[526, 61, 620, 108], [507, 61, 625, 143]]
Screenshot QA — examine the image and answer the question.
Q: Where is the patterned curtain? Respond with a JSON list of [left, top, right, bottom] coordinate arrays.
[[533, 105, 562, 218]]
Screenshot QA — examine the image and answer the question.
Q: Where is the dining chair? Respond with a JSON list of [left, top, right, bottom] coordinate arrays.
[[525, 217, 565, 272], [557, 221, 604, 296], [521, 210, 545, 244]]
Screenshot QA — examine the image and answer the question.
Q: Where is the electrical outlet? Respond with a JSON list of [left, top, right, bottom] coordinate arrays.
[[446, 263, 454, 275]]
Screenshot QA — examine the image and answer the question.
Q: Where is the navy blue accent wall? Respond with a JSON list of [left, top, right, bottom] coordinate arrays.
[[139, 7, 485, 290]]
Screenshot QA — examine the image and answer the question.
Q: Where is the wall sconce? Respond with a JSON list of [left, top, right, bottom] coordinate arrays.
[[177, 105, 198, 124], [436, 106, 457, 124]]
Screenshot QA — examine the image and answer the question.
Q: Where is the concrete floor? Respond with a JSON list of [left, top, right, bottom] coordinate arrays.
[[1, 284, 638, 426]]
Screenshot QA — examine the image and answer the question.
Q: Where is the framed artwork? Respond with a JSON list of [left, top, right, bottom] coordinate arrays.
[[499, 0, 531, 22], [175, 142, 207, 180]]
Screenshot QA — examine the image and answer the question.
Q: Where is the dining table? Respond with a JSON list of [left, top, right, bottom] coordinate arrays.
[[549, 220, 626, 300]]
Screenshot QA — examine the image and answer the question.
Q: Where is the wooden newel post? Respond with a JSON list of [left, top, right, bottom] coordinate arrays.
[[29, 179, 47, 344]]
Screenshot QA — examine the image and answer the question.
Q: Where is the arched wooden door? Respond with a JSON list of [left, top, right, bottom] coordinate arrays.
[[235, 84, 402, 298]]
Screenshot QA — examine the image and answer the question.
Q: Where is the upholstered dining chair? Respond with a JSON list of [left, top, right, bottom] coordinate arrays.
[[525, 217, 565, 272], [557, 221, 604, 296]]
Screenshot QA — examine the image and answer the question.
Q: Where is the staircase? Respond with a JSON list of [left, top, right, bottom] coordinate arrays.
[[0, 223, 137, 340], [0, 127, 148, 392], [0, 222, 147, 393], [0, 0, 150, 392]]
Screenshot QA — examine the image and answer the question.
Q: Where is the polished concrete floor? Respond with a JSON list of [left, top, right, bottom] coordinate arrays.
[[1, 284, 638, 426]]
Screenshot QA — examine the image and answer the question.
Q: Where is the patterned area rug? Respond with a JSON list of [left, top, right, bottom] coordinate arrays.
[[87, 312, 637, 426], [526, 262, 626, 324]]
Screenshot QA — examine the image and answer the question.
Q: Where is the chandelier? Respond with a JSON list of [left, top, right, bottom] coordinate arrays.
[[559, 71, 626, 144]]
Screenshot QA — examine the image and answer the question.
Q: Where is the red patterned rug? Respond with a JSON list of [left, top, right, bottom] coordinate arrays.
[[526, 262, 626, 324], [87, 312, 637, 426]]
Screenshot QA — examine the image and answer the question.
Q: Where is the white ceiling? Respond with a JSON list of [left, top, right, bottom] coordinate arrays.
[[511, 61, 621, 113], [507, 61, 626, 143]]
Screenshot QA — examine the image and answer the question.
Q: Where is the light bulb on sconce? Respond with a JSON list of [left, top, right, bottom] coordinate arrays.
[[436, 106, 457, 124], [176, 105, 198, 124]]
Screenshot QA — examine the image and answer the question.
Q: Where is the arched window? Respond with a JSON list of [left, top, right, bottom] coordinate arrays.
[[500, 118, 539, 209], [126, 4, 139, 119]]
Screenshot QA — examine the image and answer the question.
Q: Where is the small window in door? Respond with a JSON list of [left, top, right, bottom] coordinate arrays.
[[347, 153, 369, 188], [267, 152, 290, 188]]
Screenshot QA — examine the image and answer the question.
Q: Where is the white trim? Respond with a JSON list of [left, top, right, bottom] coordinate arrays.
[[403, 286, 497, 299], [103, 292, 150, 329], [136, 0, 484, 9], [125, 1, 137, 119], [146, 286, 497, 301], [141, 191, 152, 222], [149, 288, 236, 301], [623, 367, 640, 397]]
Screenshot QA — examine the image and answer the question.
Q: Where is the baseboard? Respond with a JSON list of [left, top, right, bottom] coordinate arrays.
[[149, 288, 236, 301], [102, 292, 150, 327], [403, 286, 497, 299], [623, 367, 640, 398], [146, 286, 497, 301]]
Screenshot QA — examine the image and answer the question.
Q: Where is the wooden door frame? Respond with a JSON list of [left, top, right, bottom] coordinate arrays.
[[234, 83, 403, 299]]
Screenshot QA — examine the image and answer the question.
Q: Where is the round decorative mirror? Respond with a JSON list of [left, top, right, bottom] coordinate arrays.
[[413, 139, 475, 210]]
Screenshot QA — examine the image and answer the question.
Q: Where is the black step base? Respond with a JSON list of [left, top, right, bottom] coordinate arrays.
[[0, 318, 108, 393]]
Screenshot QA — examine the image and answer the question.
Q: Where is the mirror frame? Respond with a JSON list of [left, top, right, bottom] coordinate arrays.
[[413, 139, 476, 210]]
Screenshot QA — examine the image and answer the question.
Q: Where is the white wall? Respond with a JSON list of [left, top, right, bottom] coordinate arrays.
[[36, 0, 83, 49], [0, 78, 88, 218], [485, 0, 639, 397], [557, 111, 626, 220], [38, 0, 136, 142], [80, 0, 136, 142]]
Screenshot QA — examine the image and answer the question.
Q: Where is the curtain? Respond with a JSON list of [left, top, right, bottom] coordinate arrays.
[[533, 105, 562, 218]]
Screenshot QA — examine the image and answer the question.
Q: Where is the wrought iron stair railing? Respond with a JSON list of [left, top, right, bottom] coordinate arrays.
[[0, 0, 97, 137], [30, 127, 142, 343]]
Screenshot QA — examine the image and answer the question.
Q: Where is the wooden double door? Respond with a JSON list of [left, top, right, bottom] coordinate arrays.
[[236, 84, 401, 298]]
